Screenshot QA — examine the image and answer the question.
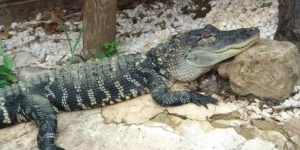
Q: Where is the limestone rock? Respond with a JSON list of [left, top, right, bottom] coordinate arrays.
[[283, 118, 300, 148], [244, 125, 287, 150], [217, 38, 300, 100], [167, 101, 244, 121], [102, 94, 165, 124], [18, 68, 51, 80], [146, 112, 185, 132], [13, 52, 38, 68], [167, 103, 216, 121], [237, 138, 277, 150], [214, 103, 241, 114], [0, 105, 276, 150], [175, 120, 215, 134], [211, 119, 247, 128], [250, 119, 281, 131]]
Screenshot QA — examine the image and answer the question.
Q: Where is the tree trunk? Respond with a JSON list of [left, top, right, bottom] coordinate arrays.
[[82, 0, 117, 58]]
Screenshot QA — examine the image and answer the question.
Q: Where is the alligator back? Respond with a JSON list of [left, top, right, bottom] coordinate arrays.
[[0, 54, 151, 127], [44, 54, 151, 111]]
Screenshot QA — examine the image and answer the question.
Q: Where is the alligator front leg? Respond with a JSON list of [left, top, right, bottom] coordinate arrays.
[[149, 77, 218, 108], [22, 95, 63, 150]]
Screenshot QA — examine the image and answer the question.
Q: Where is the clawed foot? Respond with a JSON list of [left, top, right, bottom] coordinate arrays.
[[191, 93, 218, 108]]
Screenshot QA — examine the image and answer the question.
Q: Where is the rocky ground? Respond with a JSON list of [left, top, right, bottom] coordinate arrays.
[[1, 0, 300, 150]]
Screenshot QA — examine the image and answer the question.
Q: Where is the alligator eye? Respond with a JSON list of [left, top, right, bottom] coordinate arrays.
[[196, 33, 217, 46], [202, 33, 216, 39], [202, 32, 211, 38]]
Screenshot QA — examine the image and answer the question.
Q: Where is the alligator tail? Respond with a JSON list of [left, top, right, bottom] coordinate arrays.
[[0, 84, 26, 129], [0, 100, 12, 129]]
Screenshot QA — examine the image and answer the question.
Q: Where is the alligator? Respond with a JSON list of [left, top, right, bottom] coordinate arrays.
[[0, 24, 260, 150]]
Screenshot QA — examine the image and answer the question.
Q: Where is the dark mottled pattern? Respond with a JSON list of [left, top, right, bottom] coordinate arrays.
[[0, 25, 260, 150]]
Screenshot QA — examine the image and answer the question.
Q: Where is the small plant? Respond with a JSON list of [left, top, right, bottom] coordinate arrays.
[[0, 41, 19, 88], [61, 24, 122, 61], [89, 41, 122, 60], [60, 24, 84, 66], [103, 41, 121, 58]]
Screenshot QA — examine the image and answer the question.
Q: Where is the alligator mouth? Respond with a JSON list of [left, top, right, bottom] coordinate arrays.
[[213, 30, 260, 53], [185, 29, 260, 68]]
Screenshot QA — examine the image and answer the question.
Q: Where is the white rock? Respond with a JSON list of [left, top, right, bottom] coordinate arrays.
[[297, 86, 300, 91], [226, 6, 233, 12], [250, 105, 262, 114], [279, 111, 291, 120], [293, 94, 300, 101], [252, 16, 261, 25], [272, 1, 280, 7], [238, 109, 249, 121], [211, 94, 223, 102], [282, 100, 292, 107], [209, 1, 217, 6], [293, 109, 300, 113], [261, 111, 271, 118], [287, 111, 294, 118], [263, 108, 273, 114], [289, 99, 299, 107], [35, 27, 45, 37], [262, 104, 269, 109], [274, 115, 283, 122], [243, 1, 252, 6], [10, 22, 18, 29], [293, 109, 300, 118], [294, 113, 300, 118], [8, 31, 16, 35], [238, 138, 276, 150], [293, 86, 299, 93], [250, 113, 262, 119]]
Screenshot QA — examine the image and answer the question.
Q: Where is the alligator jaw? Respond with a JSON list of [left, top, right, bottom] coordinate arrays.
[[186, 26, 260, 68]]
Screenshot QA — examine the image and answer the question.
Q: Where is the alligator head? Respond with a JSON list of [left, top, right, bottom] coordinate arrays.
[[147, 24, 260, 82]]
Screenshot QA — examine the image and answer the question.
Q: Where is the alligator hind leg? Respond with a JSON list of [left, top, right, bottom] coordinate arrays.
[[22, 94, 63, 150]]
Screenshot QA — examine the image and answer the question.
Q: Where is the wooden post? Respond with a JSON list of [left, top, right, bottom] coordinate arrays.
[[82, 0, 117, 58]]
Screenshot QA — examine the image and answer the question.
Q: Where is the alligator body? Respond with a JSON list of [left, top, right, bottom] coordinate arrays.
[[0, 25, 260, 150]]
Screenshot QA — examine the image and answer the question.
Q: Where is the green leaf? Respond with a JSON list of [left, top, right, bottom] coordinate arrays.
[[0, 80, 10, 88], [0, 40, 3, 56], [68, 55, 73, 66], [108, 47, 113, 53], [112, 42, 116, 47], [60, 24, 73, 55], [3, 55, 13, 70], [0, 74, 8, 80], [73, 28, 83, 52], [7, 73, 19, 83], [104, 43, 110, 49], [0, 65, 11, 73], [99, 53, 106, 59], [115, 41, 121, 47]]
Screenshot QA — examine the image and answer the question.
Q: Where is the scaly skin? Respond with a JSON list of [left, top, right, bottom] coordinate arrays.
[[0, 24, 260, 150]]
